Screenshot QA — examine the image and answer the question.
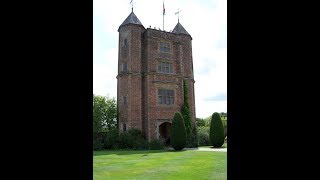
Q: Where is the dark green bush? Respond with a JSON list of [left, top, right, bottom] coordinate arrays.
[[118, 128, 147, 149], [118, 132, 133, 149], [191, 124, 199, 147], [222, 120, 227, 138], [133, 138, 149, 150], [93, 139, 104, 150], [127, 128, 144, 138], [198, 126, 210, 146], [103, 129, 119, 149], [149, 139, 164, 150], [170, 112, 187, 150], [210, 112, 225, 147], [93, 132, 105, 150]]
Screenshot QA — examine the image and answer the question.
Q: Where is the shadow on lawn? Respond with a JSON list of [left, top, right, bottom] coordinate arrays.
[[93, 149, 186, 156]]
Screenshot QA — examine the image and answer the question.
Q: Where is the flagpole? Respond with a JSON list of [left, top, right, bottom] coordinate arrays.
[[163, 13, 164, 31], [163, 1, 164, 31]]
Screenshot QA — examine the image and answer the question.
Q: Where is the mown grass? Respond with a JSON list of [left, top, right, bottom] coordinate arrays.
[[94, 149, 226, 180]]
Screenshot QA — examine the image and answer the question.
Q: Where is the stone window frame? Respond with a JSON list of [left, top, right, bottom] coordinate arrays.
[[157, 60, 173, 74], [159, 41, 172, 54], [158, 89, 174, 105]]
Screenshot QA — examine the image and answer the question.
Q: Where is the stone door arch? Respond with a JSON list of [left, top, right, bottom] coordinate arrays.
[[157, 120, 172, 145]]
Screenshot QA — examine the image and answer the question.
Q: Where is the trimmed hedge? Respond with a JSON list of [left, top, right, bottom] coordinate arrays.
[[210, 112, 225, 147], [170, 112, 187, 150], [149, 139, 164, 150]]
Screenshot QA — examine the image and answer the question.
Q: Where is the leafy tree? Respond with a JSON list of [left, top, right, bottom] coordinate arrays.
[[93, 94, 105, 133], [93, 94, 117, 133], [171, 112, 187, 150], [196, 118, 206, 127], [104, 97, 117, 131], [209, 112, 225, 147]]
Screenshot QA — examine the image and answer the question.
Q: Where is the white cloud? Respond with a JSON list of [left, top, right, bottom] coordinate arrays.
[[93, 47, 118, 98], [93, 0, 227, 118]]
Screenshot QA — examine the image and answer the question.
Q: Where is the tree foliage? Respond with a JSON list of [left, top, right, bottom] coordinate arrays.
[[93, 94, 117, 133], [209, 112, 225, 147], [181, 80, 192, 135], [196, 118, 209, 127], [191, 123, 199, 147], [170, 112, 187, 150], [197, 126, 210, 146]]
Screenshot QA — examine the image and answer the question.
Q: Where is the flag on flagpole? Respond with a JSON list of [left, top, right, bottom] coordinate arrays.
[[163, 2, 165, 15]]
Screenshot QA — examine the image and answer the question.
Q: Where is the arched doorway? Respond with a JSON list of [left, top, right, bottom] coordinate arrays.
[[159, 122, 171, 145]]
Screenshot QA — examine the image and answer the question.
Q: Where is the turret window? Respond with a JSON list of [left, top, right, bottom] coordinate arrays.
[[158, 61, 173, 74], [160, 42, 171, 53], [124, 39, 128, 47], [123, 96, 127, 105], [123, 63, 128, 71]]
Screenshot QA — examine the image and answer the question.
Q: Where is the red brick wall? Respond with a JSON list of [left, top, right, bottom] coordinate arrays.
[[117, 24, 145, 132], [118, 25, 196, 140]]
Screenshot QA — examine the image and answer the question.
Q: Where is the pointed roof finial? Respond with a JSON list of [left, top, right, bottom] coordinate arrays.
[[130, 0, 134, 12], [172, 22, 190, 36], [175, 9, 182, 23]]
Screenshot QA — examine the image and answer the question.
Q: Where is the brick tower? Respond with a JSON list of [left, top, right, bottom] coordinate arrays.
[[117, 10, 196, 142]]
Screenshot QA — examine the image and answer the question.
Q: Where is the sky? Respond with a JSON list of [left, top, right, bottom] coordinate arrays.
[[93, 0, 227, 118]]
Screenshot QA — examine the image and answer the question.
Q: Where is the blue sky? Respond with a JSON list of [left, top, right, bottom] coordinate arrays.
[[93, 0, 227, 118]]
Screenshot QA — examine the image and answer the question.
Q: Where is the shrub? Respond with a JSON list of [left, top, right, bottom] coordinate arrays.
[[103, 129, 119, 149], [118, 132, 133, 149], [186, 124, 199, 148], [196, 118, 207, 127], [170, 112, 187, 150], [93, 138, 104, 150], [210, 112, 225, 147], [127, 128, 144, 138], [149, 139, 164, 150], [222, 120, 227, 138], [133, 138, 149, 150], [118, 128, 147, 149], [181, 80, 192, 137], [198, 126, 210, 146], [93, 132, 105, 150], [191, 124, 199, 147]]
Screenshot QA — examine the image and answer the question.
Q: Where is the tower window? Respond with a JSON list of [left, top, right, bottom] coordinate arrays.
[[124, 38, 128, 47], [123, 63, 128, 71], [123, 124, 126, 131], [123, 96, 127, 105], [160, 42, 171, 53], [158, 89, 174, 105], [158, 61, 173, 74]]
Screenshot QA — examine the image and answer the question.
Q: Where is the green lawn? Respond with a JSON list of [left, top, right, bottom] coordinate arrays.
[[200, 143, 227, 148], [94, 149, 227, 180]]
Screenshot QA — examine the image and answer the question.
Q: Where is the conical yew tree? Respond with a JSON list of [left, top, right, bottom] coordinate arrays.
[[170, 112, 187, 150], [210, 112, 225, 147]]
